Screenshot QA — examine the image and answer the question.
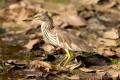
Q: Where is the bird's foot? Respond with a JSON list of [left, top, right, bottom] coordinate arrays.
[[57, 49, 73, 66], [57, 54, 68, 66]]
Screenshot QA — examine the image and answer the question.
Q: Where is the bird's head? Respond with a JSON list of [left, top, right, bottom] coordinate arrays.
[[23, 11, 53, 24], [32, 11, 52, 22]]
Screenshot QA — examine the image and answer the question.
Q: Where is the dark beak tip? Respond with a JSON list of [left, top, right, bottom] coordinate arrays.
[[23, 17, 33, 21]]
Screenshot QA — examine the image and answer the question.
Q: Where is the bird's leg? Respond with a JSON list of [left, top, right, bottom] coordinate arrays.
[[58, 49, 73, 66], [62, 49, 71, 66], [58, 51, 68, 66]]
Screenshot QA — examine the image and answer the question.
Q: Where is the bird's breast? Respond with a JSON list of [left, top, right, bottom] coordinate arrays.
[[42, 28, 59, 46]]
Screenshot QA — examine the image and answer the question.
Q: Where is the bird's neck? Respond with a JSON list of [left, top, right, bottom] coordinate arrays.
[[41, 21, 54, 33]]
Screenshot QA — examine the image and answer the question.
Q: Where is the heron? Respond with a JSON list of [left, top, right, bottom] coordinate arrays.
[[28, 11, 93, 66]]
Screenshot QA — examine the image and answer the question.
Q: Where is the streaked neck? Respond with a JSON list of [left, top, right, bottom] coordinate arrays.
[[41, 21, 53, 31]]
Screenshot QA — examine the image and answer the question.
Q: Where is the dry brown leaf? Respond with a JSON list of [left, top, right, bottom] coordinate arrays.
[[62, 14, 87, 27], [24, 39, 39, 50], [87, 18, 106, 30], [53, 16, 67, 28], [31, 60, 52, 72], [107, 70, 120, 78], [103, 49, 115, 57], [94, 4, 120, 14], [67, 75, 80, 80], [79, 68, 96, 73], [97, 0, 116, 9], [65, 63, 81, 71], [42, 44, 55, 53], [97, 12, 120, 22], [98, 38, 118, 46], [79, 0, 99, 5], [115, 47, 120, 53], [9, 3, 20, 10], [103, 28, 119, 39]]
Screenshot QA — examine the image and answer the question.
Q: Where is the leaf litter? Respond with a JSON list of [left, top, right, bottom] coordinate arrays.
[[0, 0, 120, 80]]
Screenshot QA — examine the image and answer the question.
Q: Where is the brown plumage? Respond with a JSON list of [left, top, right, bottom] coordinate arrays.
[[32, 11, 93, 66]]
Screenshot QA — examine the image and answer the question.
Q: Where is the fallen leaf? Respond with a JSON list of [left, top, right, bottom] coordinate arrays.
[[31, 60, 52, 72], [42, 44, 55, 53], [67, 75, 80, 80], [115, 47, 120, 53], [79, 68, 96, 73], [24, 39, 39, 50], [79, 0, 99, 5], [103, 28, 119, 39], [98, 38, 118, 46], [62, 14, 87, 27], [65, 63, 81, 71], [87, 18, 106, 30], [103, 49, 115, 57], [102, 72, 112, 80]]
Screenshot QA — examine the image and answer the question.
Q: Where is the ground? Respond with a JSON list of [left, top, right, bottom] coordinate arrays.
[[0, 0, 120, 80]]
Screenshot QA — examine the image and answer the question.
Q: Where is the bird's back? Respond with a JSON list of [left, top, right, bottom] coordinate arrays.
[[51, 28, 93, 52]]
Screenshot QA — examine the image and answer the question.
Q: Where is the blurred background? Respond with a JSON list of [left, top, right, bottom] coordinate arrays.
[[0, 0, 120, 80]]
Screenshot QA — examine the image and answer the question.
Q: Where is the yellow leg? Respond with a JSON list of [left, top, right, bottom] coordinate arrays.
[[63, 49, 71, 66], [58, 52, 68, 66], [58, 49, 71, 66]]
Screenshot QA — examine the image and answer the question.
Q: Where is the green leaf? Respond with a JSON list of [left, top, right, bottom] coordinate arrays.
[[110, 58, 118, 64]]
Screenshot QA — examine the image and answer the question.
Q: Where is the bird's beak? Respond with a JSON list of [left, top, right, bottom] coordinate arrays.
[[23, 16, 34, 21], [32, 14, 38, 18]]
